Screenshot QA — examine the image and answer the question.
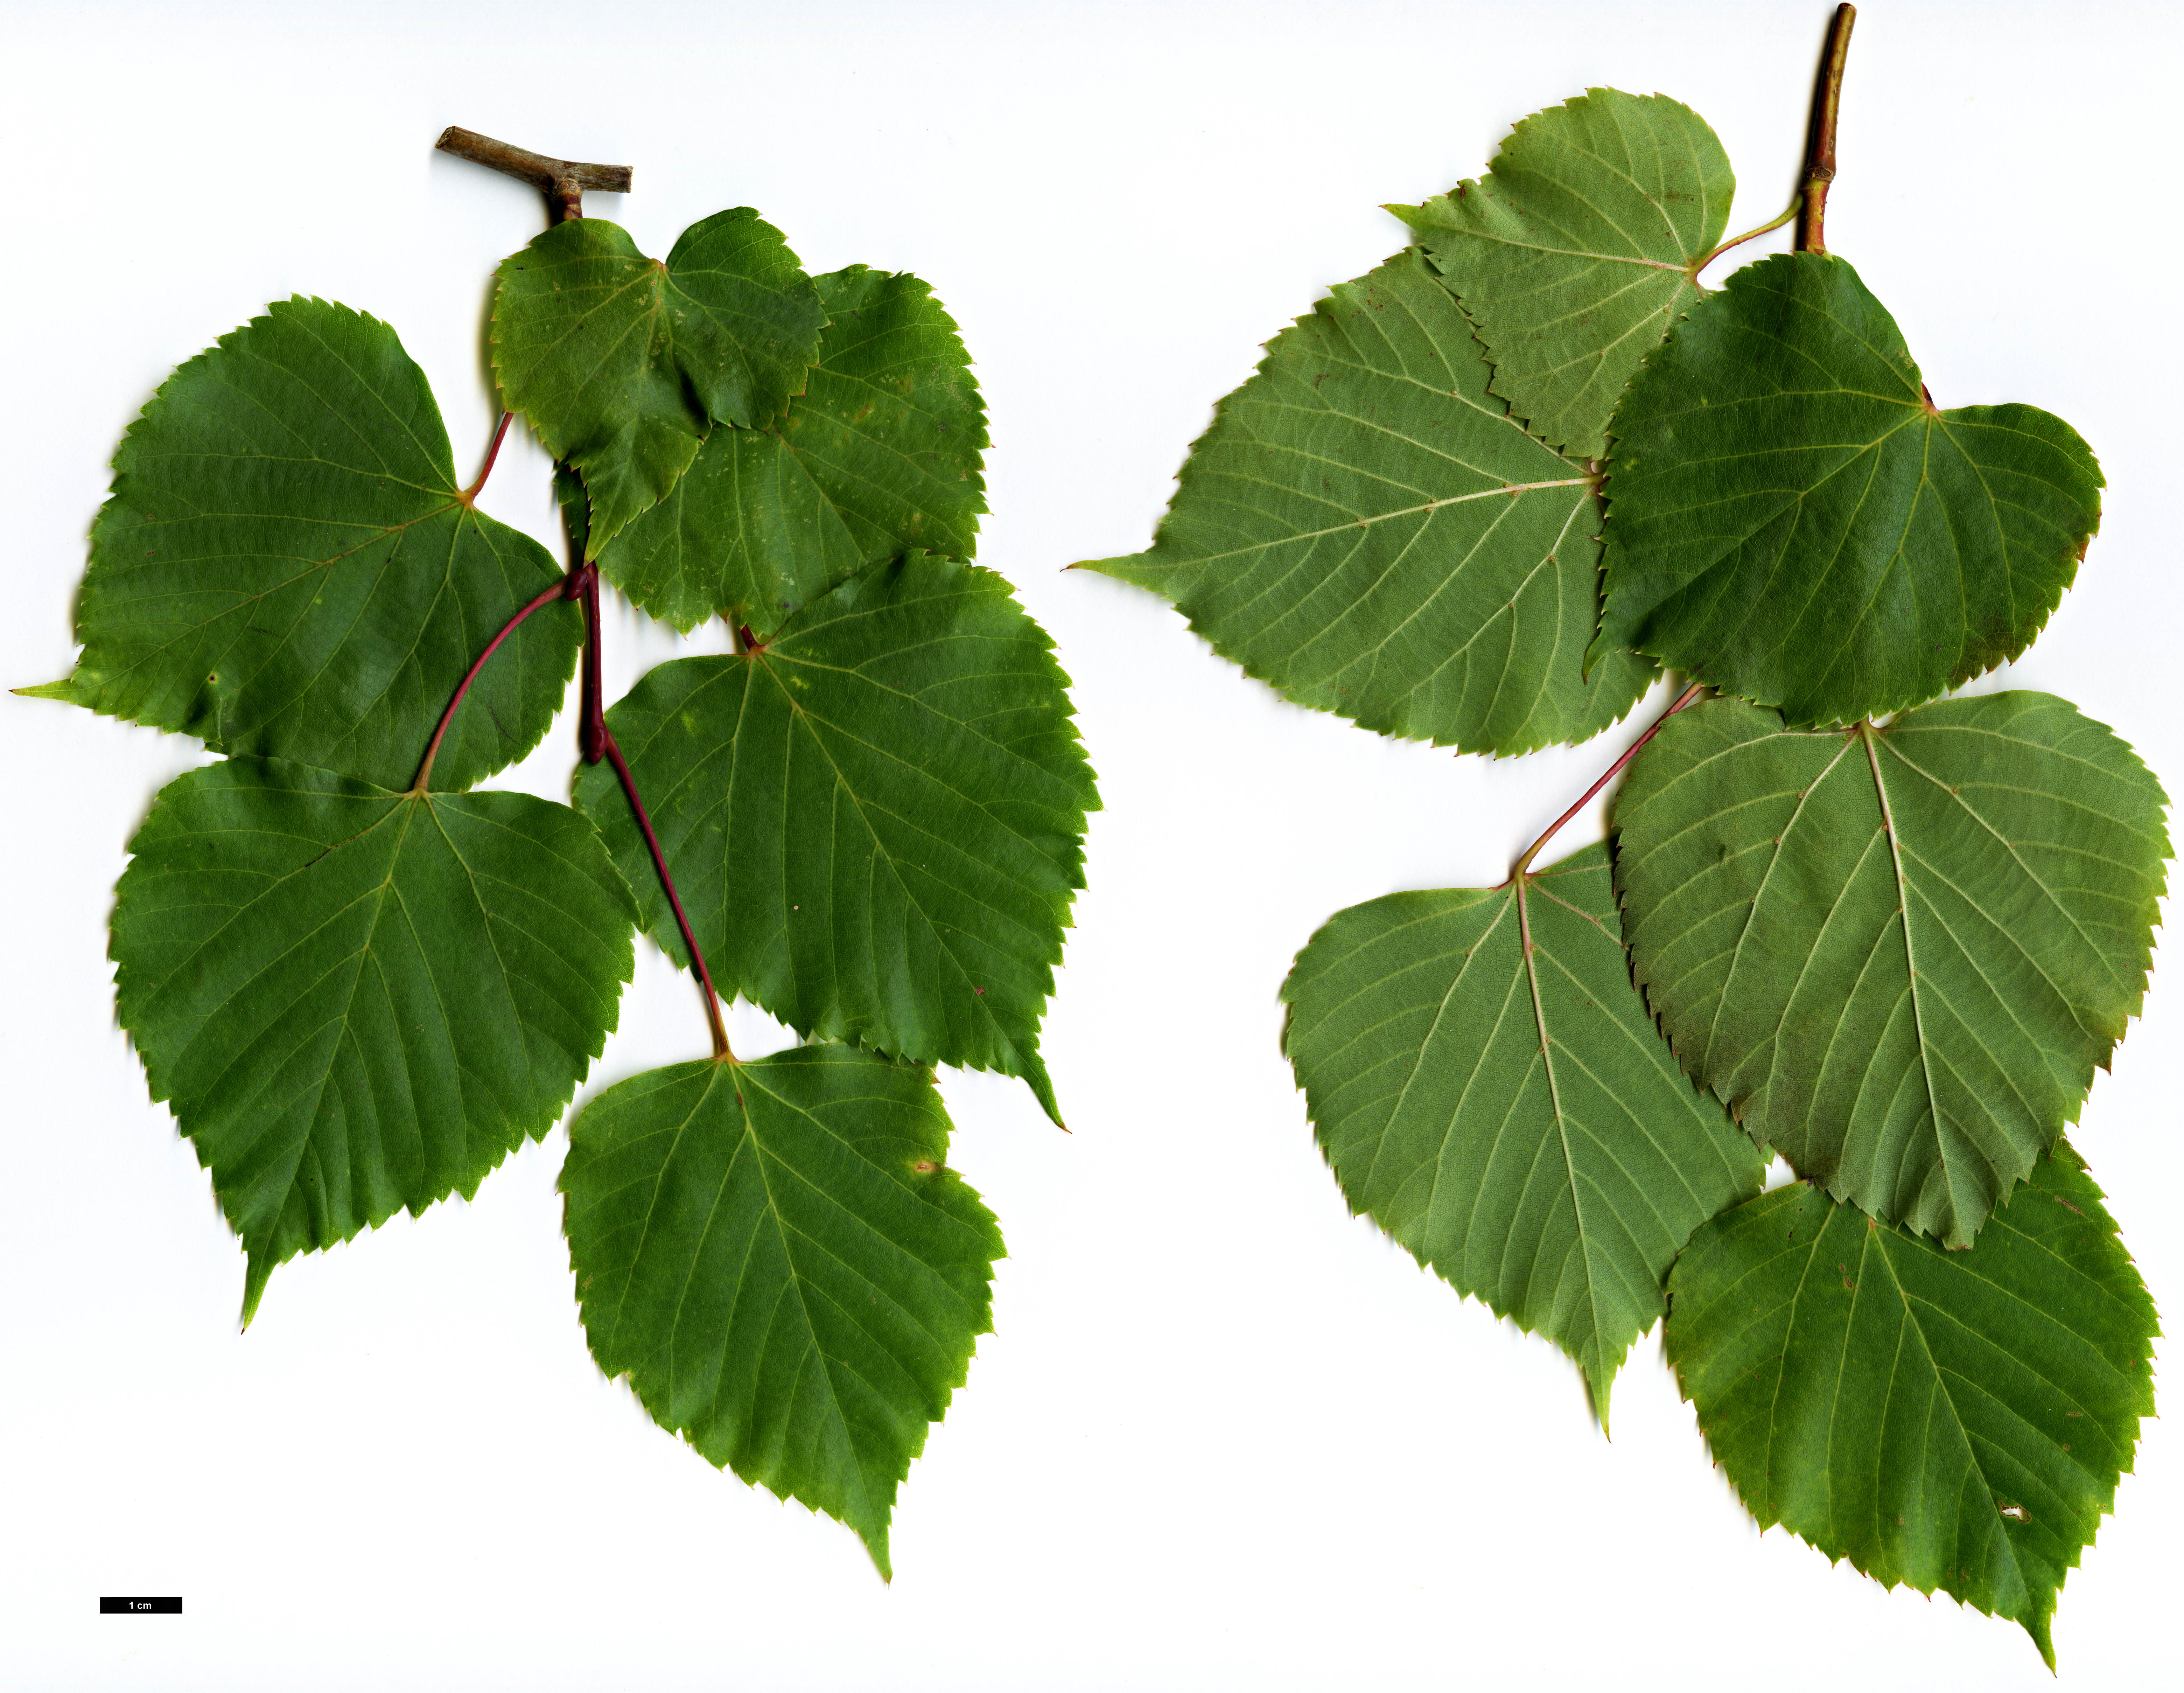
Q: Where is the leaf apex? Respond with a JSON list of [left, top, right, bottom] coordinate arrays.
[[1021, 1051, 1065, 1129], [1069, 550, 1161, 585], [2024, 1607, 2057, 1673], [14, 675, 86, 704], [239, 1245, 277, 1331], [1584, 1360, 1617, 1440], [859, 1521, 895, 1584]]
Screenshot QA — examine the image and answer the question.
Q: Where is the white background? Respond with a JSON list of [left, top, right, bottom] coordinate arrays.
[[2, 2, 2175, 1688]]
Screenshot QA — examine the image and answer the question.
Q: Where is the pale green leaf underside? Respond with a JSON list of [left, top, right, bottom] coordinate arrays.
[[112, 759, 637, 1321], [560, 1046, 1003, 1578], [1392, 88, 1735, 459], [1614, 694, 2169, 1247], [1079, 250, 1656, 755], [1600, 252, 2104, 726], [1282, 842, 1762, 1416], [26, 298, 580, 792], [492, 211, 826, 550], [1666, 1143, 2157, 1668], [598, 265, 989, 636], [574, 555, 1096, 1124]]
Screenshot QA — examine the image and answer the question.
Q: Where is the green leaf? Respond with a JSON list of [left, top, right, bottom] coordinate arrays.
[[560, 1044, 1003, 1579], [1598, 252, 2104, 726], [1283, 842, 1763, 1416], [1614, 692, 2169, 1246], [24, 298, 580, 792], [574, 554, 1095, 1123], [597, 265, 989, 635], [1665, 1143, 2157, 1668], [491, 212, 826, 550], [112, 758, 637, 1321], [1391, 89, 1736, 459], [1078, 250, 1657, 755]]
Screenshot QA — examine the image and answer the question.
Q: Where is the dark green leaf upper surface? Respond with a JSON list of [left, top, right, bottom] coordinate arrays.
[[1079, 251, 1656, 755], [1666, 1144, 2157, 1667], [27, 298, 580, 791], [598, 266, 988, 635], [112, 758, 637, 1320], [574, 555, 1096, 1123], [1599, 253, 2104, 725], [1284, 843, 1762, 1415], [1392, 89, 1736, 458], [1614, 694, 2169, 1246], [491, 212, 827, 550], [560, 1046, 1003, 1578]]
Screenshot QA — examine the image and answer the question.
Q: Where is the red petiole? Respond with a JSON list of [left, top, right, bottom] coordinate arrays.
[[1505, 682, 1705, 885], [600, 726, 733, 1060], [461, 411, 514, 504], [408, 577, 568, 793]]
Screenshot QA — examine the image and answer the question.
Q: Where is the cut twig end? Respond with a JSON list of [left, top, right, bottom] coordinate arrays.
[[436, 127, 632, 223]]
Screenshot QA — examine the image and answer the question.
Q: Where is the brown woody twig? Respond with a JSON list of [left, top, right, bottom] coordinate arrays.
[[1797, 5, 1857, 254], [435, 126, 632, 224]]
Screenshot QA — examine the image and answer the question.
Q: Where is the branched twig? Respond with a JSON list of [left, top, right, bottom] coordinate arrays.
[[570, 564, 608, 764], [426, 128, 732, 1060], [436, 126, 631, 224], [1797, 5, 1857, 254], [1513, 7, 1853, 883]]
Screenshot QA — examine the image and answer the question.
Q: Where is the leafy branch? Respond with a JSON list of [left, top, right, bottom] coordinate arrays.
[[29, 120, 1096, 1577], [1091, 4, 2165, 1665]]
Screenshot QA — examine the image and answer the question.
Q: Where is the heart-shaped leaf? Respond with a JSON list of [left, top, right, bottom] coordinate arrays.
[[1392, 88, 1736, 458], [491, 211, 827, 550], [1599, 253, 2104, 726], [596, 265, 987, 635], [1283, 842, 1763, 1417], [24, 298, 581, 792], [1078, 250, 1656, 755], [113, 758, 637, 1320], [1613, 692, 2168, 1245], [573, 554, 1096, 1124], [560, 1045, 1003, 1579], [1666, 1143, 2158, 1668]]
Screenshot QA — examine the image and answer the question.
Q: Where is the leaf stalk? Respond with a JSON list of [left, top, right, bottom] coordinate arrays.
[[408, 577, 569, 793], [1507, 682, 1705, 883], [600, 725, 736, 1062], [461, 410, 515, 504], [1693, 197, 1801, 277]]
